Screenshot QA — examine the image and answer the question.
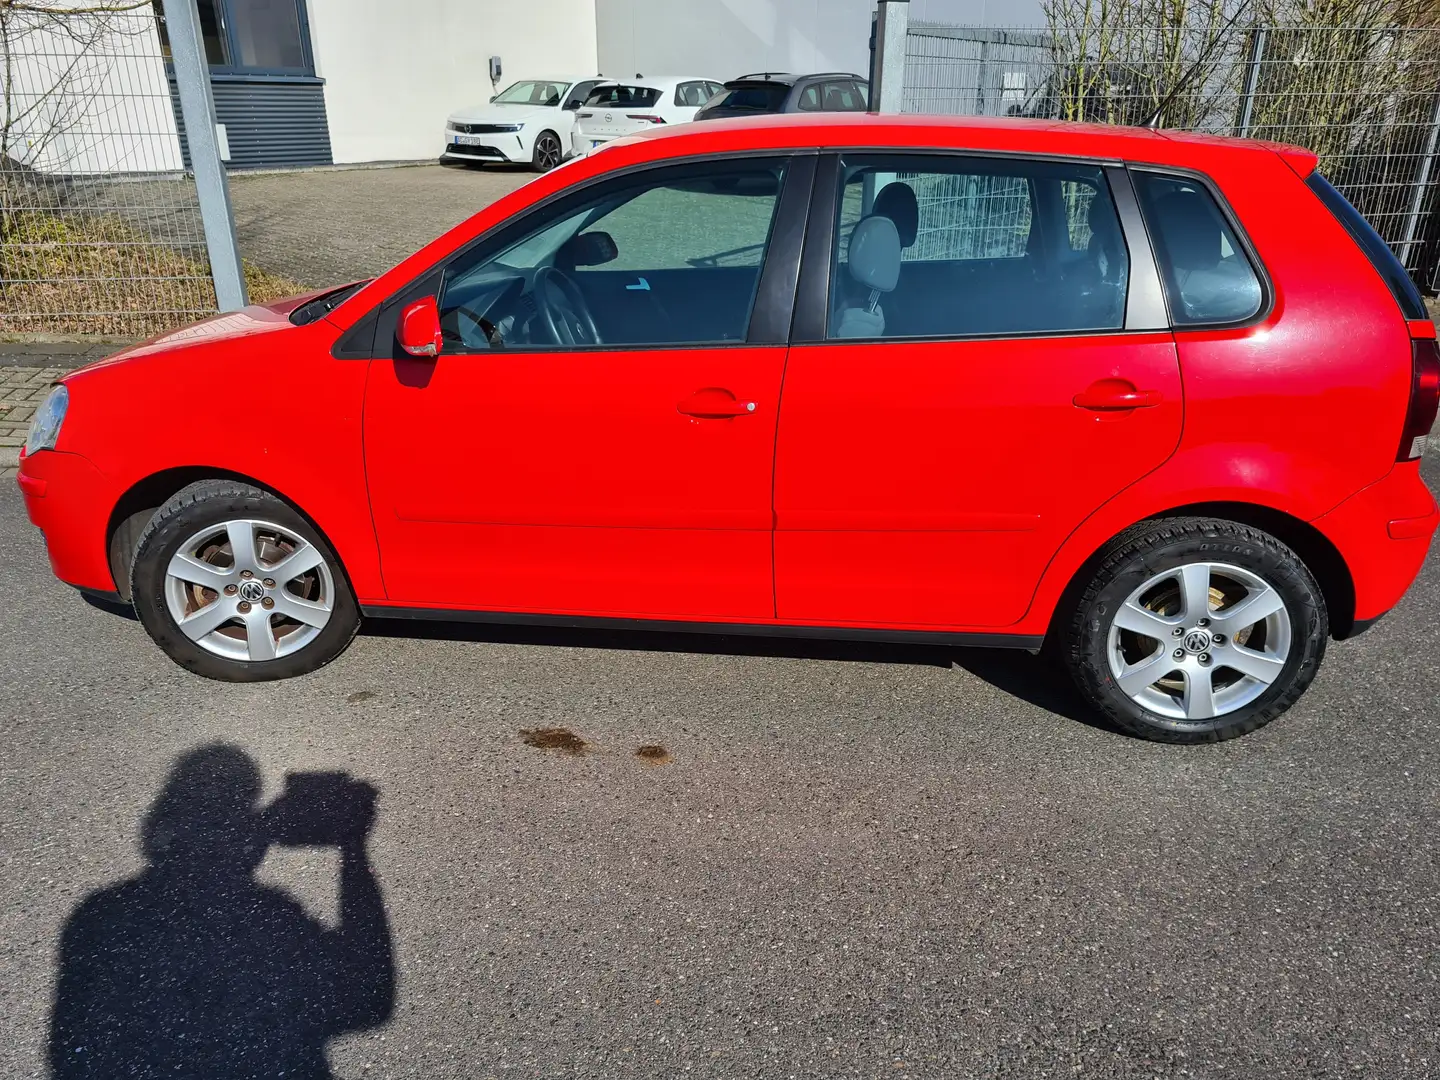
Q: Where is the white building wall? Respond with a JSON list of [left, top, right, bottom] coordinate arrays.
[[593, 0, 1045, 85], [6, 5, 182, 175], [306, 0, 599, 164]]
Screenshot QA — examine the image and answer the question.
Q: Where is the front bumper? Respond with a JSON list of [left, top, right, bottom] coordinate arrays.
[[440, 132, 528, 164], [1314, 461, 1438, 628], [15, 447, 118, 593]]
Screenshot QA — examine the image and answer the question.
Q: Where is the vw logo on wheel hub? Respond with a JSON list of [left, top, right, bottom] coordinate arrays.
[[238, 580, 266, 603], [1182, 628, 1213, 655]]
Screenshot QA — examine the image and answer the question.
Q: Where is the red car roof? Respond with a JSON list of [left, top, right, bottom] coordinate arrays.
[[624, 112, 1318, 175]]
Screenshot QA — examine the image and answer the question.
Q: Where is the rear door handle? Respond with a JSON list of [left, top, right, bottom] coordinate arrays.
[[1073, 383, 1163, 411], [677, 389, 757, 419]]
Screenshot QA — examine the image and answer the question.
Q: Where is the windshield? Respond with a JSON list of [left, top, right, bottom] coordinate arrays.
[[713, 83, 788, 111], [492, 80, 570, 106]]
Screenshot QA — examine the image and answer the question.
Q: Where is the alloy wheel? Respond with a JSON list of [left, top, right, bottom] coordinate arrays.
[[1106, 561, 1292, 721], [536, 133, 562, 170], [163, 518, 335, 662]]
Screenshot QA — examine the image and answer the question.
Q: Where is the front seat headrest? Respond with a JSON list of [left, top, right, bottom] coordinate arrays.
[[872, 182, 919, 248], [847, 215, 901, 293]]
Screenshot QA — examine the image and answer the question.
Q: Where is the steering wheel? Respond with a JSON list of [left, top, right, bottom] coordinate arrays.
[[450, 302, 498, 349], [531, 266, 602, 347]]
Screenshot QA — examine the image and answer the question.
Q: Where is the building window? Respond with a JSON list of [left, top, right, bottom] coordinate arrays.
[[153, 0, 313, 75]]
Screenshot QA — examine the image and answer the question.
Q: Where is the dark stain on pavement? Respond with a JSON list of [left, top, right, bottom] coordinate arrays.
[[635, 745, 671, 766], [520, 728, 589, 755], [346, 691, 377, 704]]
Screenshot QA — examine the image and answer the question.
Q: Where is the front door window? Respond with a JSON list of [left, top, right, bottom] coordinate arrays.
[[436, 160, 788, 352]]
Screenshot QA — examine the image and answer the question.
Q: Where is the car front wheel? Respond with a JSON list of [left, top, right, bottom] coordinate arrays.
[[1063, 517, 1328, 743], [130, 480, 360, 681]]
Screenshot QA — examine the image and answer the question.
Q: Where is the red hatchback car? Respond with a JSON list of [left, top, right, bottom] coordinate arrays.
[[17, 115, 1439, 742]]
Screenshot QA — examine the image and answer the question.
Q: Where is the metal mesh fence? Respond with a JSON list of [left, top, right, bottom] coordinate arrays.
[[901, 21, 1440, 287], [1, 4, 214, 337]]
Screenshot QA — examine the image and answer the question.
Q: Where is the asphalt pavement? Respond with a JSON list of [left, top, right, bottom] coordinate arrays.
[[3, 461, 1439, 1079]]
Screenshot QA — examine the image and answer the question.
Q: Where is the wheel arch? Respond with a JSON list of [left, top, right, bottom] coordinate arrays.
[[105, 466, 355, 603], [1047, 500, 1357, 642]]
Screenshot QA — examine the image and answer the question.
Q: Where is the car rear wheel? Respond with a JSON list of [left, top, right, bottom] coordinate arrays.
[[1063, 517, 1328, 743], [531, 130, 563, 172], [130, 480, 359, 681]]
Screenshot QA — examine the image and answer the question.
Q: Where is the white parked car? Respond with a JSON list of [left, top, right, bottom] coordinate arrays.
[[442, 77, 611, 172], [570, 76, 724, 157]]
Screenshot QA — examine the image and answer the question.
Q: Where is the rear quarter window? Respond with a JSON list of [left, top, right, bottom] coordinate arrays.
[[1132, 171, 1264, 326]]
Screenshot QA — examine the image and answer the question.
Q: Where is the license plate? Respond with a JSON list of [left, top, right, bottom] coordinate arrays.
[[452, 135, 482, 146]]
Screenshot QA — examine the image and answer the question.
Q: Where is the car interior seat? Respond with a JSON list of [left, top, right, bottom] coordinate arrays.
[[834, 215, 902, 339], [1150, 189, 1259, 320], [1072, 196, 1127, 326]]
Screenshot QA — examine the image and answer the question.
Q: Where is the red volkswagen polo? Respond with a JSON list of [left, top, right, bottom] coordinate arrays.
[[16, 115, 1439, 742]]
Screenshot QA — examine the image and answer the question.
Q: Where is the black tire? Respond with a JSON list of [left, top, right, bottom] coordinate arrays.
[[1063, 517, 1328, 743], [129, 480, 360, 682], [531, 130, 563, 172]]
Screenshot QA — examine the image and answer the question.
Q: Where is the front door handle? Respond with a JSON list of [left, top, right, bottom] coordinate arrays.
[[677, 389, 757, 419], [1073, 380, 1163, 411]]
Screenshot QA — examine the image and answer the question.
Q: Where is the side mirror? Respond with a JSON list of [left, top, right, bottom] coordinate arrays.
[[398, 296, 442, 358]]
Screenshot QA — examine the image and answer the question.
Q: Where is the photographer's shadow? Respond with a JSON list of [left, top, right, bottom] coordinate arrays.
[[49, 745, 394, 1079]]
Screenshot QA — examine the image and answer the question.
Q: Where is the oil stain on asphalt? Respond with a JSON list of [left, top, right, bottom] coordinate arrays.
[[634, 745, 671, 766], [520, 728, 589, 755]]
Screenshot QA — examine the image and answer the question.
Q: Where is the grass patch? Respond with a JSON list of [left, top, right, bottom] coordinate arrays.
[[0, 210, 305, 338]]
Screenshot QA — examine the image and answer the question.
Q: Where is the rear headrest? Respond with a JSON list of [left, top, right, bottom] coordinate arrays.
[[847, 215, 901, 293], [1087, 200, 1122, 259], [872, 181, 919, 248], [1152, 190, 1221, 271]]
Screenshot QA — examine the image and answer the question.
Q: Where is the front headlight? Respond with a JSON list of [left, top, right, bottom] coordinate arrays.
[[25, 384, 68, 454]]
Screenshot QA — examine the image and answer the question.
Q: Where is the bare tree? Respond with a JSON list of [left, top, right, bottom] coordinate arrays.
[[1042, 0, 1250, 127], [1, 0, 152, 239]]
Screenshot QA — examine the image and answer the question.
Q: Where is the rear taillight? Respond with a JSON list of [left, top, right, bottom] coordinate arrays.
[[625, 114, 666, 124], [1400, 336, 1440, 461]]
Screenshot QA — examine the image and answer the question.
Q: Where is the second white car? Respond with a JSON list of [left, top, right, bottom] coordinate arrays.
[[443, 77, 611, 172], [571, 76, 724, 157]]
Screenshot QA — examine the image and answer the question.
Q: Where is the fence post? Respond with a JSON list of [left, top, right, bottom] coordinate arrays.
[[1235, 27, 1266, 138], [1399, 88, 1440, 273], [160, 0, 247, 310], [872, 0, 910, 113]]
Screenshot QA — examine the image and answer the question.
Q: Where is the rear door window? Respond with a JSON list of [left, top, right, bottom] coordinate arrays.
[[1131, 171, 1264, 325], [826, 154, 1130, 339], [675, 81, 713, 108], [800, 81, 867, 112]]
